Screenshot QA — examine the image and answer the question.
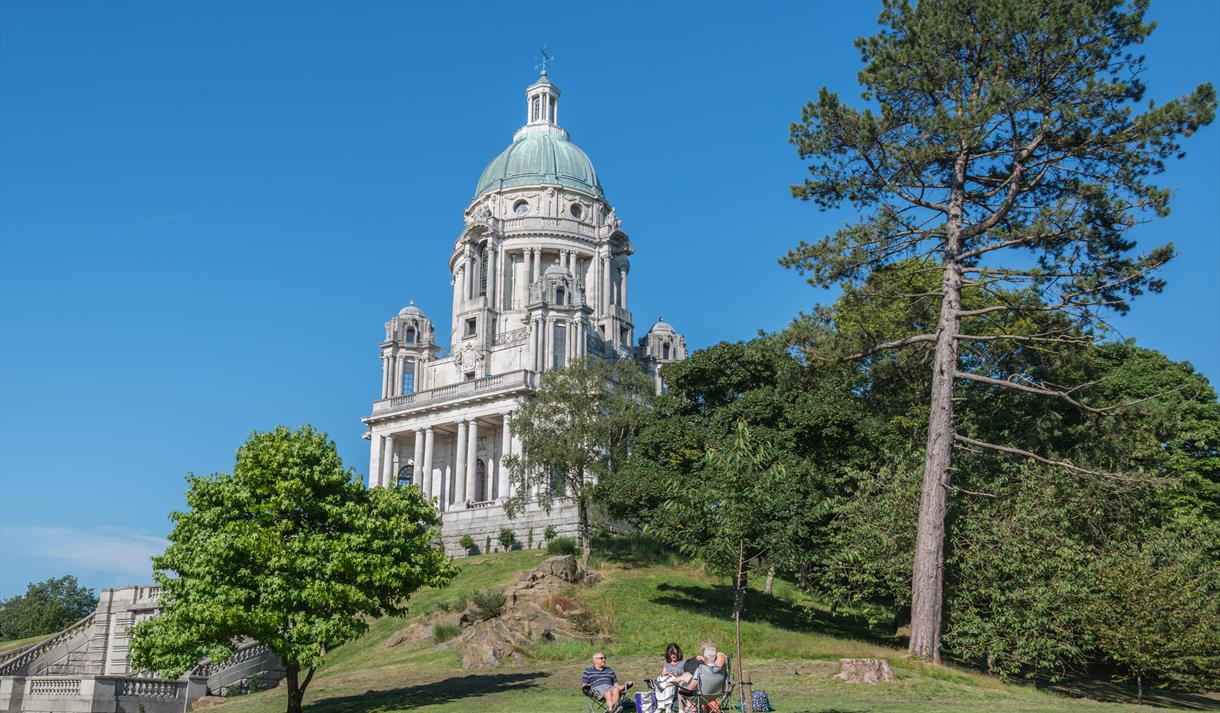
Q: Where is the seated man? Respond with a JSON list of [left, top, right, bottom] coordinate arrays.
[[582, 652, 632, 709]]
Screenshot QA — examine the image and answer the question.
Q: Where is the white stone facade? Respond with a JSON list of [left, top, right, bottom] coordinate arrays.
[[363, 72, 687, 555]]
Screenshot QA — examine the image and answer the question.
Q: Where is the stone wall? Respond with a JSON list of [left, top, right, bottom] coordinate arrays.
[[441, 499, 581, 556]]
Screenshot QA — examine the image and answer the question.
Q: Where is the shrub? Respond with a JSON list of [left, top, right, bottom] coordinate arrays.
[[471, 588, 506, 620], [567, 609, 600, 634], [432, 622, 460, 643], [484, 535, 491, 555], [435, 596, 467, 613], [527, 528, 535, 549], [498, 529, 517, 550], [547, 536, 578, 556], [458, 534, 476, 553], [543, 525, 557, 541]]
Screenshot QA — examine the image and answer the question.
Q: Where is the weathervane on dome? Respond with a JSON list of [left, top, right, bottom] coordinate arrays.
[[535, 47, 554, 76]]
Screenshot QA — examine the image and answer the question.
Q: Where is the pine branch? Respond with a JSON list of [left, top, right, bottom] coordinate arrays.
[[953, 434, 1163, 483], [847, 334, 937, 359]]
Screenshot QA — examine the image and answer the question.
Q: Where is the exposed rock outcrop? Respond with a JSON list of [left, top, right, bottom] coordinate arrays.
[[452, 555, 605, 668], [832, 658, 894, 683]]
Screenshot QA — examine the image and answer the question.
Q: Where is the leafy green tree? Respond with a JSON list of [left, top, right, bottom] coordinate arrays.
[[649, 421, 787, 703], [504, 356, 652, 565], [129, 426, 456, 713], [1087, 515, 1220, 696], [0, 576, 97, 640], [786, 0, 1215, 660], [607, 337, 873, 590]]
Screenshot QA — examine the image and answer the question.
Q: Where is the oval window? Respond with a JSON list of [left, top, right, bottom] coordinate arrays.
[[514, 200, 530, 215], [570, 204, 582, 219]]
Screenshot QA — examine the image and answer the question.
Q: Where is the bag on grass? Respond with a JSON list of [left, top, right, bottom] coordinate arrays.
[[635, 690, 658, 713], [751, 689, 772, 712]]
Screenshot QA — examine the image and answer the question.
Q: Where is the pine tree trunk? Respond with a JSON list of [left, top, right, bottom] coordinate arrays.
[[908, 148, 967, 663]]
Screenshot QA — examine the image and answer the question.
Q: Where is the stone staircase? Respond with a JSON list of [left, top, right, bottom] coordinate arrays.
[[0, 585, 284, 713]]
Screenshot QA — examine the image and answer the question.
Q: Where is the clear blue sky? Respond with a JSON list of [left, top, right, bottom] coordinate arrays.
[[2, 2, 1216, 598]]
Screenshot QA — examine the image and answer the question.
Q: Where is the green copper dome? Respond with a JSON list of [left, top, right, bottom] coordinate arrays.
[[474, 127, 604, 199]]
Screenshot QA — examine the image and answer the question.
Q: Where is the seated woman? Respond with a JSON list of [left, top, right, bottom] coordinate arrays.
[[650, 642, 689, 709]]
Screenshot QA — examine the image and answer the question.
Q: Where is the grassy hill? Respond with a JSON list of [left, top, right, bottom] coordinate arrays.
[[205, 544, 1218, 713]]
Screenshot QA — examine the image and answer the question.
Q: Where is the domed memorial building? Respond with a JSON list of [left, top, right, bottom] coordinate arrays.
[[363, 71, 686, 554]]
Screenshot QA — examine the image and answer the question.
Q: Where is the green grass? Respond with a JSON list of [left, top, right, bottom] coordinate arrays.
[[0, 633, 48, 657], [199, 544, 1219, 713]]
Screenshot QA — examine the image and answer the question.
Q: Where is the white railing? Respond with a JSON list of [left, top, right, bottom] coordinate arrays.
[[467, 500, 496, 509], [29, 678, 82, 696], [136, 585, 162, 601], [372, 370, 537, 415], [117, 677, 180, 698], [0, 614, 94, 675]]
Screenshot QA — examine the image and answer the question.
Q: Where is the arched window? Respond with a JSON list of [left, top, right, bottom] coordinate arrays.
[[532, 96, 540, 121], [405, 326, 416, 345], [402, 359, 415, 394], [662, 343, 671, 360], [555, 287, 566, 305], [548, 96, 556, 122], [396, 464, 413, 488], [475, 459, 487, 501]]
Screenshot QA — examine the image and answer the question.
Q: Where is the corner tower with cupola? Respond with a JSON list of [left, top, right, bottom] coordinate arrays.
[[363, 70, 686, 554]]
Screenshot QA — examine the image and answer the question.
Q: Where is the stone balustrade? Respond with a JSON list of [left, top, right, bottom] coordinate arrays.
[[29, 678, 82, 696], [492, 328, 529, 346], [372, 369, 537, 416], [117, 677, 180, 698], [0, 614, 94, 675], [191, 642, 271, 677]]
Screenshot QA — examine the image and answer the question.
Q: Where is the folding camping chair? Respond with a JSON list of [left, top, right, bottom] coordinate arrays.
[[583, 682, 635, 713], [675, 654, 733, 713]]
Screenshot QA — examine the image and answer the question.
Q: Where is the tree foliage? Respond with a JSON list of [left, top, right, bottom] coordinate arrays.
[[0, 576, 97, 641], [129, 426, 455, 713], [786, 0, 1215, 660], [504, 356, 653, 564]]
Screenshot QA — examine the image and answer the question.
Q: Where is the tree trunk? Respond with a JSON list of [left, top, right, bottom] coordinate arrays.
[[891, 603, 910, 634], [908, 147, 968, 663], [733, 538, 746, 711], [284, 662, 314, 713], [577, 499, 591, 566], [286, 664, 302, 713], [798, 563, 809, 591], [764, 566, 775, 595]]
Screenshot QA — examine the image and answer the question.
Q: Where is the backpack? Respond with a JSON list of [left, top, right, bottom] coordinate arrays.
[[751, 689, 772, 712], [634, 690, 658, 713]]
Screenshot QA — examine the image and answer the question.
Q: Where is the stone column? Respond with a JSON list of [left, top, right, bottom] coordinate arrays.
[[454, 421, 468, 505], [499, 412, 512, 500], [603, 256, 612, 309], [423, 427, 435, 502], [380, 356, 389, 398], [369, 434, 383, 488], [465, 418, 479, 502], [488, 243, 497, 304], [510, 429, 523, 499], [544, 318, 553, 371], [412, 430, 425, 489], [528, 317, 537, 371], [620, 267, 628, 309], [381, 434, 396, 489]]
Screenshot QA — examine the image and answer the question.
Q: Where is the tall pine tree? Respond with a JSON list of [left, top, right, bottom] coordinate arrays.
[[785, 0, 1214, 660]]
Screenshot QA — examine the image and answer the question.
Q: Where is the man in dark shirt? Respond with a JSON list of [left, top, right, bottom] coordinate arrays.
[[581, 652, 632, 709]]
